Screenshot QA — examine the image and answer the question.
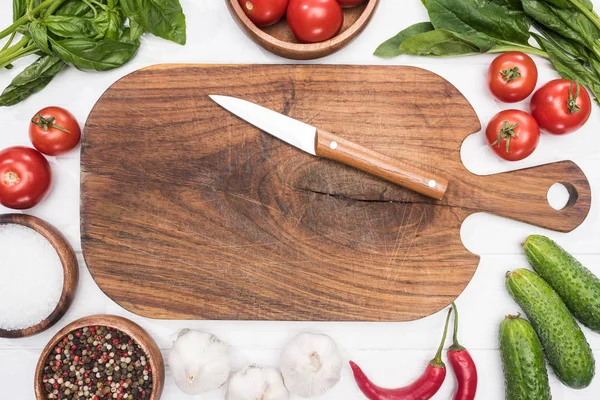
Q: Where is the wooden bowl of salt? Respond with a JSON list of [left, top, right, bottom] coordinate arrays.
[[0, 214, 78, 338]]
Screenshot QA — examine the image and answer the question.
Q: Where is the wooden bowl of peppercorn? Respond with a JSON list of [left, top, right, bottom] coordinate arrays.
[[34, 315, 164, 400]]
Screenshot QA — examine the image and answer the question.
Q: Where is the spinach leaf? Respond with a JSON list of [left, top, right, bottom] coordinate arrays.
[[28, 20, 52, 55], [374, 22, 434, 58], [426, 0, 531, 50], [129, 18, 145, 41], [0, 56, 66, 106], [398, 29, 481, 57], [119, 0, 186, 45], [490, 0, 523, 10], [13, 0, 27, 21], [51, 37, 139, 71], [589, 56, 600, 81], [523, 0, 600, 52], [534, 22, 589, 60], [45, 15, 100, 38], [533, 33, 600, 101], [541, 0, 593, 10]]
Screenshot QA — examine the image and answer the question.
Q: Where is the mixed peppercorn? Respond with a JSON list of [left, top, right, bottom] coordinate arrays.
[[42, 326, 153, 400]]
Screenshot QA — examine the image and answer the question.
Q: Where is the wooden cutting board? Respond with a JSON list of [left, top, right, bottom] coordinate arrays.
[[81, 64, 591, 321]]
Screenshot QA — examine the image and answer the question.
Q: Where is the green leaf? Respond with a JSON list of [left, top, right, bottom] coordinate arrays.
[[491, 0, 523, 10], [118, 27, 141, 45], [398, 29, 481, 57], [0, 56, 66, 106], [534, 22, 589, 60], [532, 32, 600, 101], [426, 0, 531, 50], [374, 22, 434, 58], [13, 0, 27, 21], [50, 37, 139, 71], [589, 56, 600, 81], [129, 18, 145, 41], [28, 20, 52, 55], [542, 0, 594, 10], [119, 0, 186, 45], [45, 15, 101, 38], [523, 0, 600, 52], [55, 0, 97, 18], [94, 10, 125, 40]]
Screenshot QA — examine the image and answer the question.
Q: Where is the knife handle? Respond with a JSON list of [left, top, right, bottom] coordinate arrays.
[[315, 129, 448, 200]]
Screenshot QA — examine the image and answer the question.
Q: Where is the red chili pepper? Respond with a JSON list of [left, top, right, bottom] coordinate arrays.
[[350, 308, 452, 400], [448, 302, 478, 400]]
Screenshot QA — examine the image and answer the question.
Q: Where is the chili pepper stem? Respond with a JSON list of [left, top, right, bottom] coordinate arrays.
[[450, 302, 466, 351], [431, 307, 453, 368]]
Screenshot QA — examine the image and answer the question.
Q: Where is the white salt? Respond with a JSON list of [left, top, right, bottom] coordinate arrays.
[[0, 224, 64, 331]]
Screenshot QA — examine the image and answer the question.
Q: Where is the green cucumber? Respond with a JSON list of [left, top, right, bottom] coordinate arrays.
[[524, 235, 600, 333], [506, 268, 595, 389], [499, 314, 551, 400]]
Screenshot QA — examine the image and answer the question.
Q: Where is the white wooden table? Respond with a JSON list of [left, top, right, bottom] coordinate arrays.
[[1, 1, 600, 398]]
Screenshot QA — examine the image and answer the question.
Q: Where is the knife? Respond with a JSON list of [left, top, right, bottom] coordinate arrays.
[[209, 95, 449, 200]]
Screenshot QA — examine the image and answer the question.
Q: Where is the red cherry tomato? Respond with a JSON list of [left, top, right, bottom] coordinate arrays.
[[337, 0, 366, 7], [487, 52, 538, 103], [530, 79, 592, 135], [287, 0, 343, 43], [238, 0, 289, 26], [486, 110, 540, 161], [0, 146, 52, 209], [29, 106, 81, 156]]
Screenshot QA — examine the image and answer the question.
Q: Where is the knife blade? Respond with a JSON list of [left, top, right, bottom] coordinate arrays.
[[210, 95, 449, 200]]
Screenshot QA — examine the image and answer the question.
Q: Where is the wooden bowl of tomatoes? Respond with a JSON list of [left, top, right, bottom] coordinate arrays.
[[227, 0, 379, 60]]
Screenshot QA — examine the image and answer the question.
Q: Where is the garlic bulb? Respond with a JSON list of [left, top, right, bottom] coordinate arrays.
[[226, 364, 289, 400], [279, 333, 342, 397], [168, 330, 231, 395]]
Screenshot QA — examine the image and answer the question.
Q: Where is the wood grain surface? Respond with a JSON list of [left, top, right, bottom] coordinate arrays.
[[81, 64, 591, 321], [226, 0, 378, 59], [34, 315, 164, 400], [0, 214, 78, 338]]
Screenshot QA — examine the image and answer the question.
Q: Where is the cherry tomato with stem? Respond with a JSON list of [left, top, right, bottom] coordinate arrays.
[[486, 110, 540, 161], [29, 106, 81, 156], [287, 0, 343, 43], [487, 52, 538, 103], [530, 79, 592, 135], [238, 0, 289, 26], [337, 0, 366, 7], [0, 146, 52, 210]]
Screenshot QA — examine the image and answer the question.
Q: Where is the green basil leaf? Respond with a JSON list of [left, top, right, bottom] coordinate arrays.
[[119, 0, 186, 45], [426, 0, 531, 49], [118, 27, 141, 45], [28, 20, 52, 55], [51, 37, 139, 71], [398, 29, 481, 57], [95, 10, 125, 40], [13, 0, 27, 21], [45, 15, 100, 38], [374, 22, 434, 58], [534, 22, 590, 60], [0, 56, 66, 106], [56, 0, 96, 18], [129, 18, 145, 41], [532, 32, 600, 101], [523, 0, 600, 52]]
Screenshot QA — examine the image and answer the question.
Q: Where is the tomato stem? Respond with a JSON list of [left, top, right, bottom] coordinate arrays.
[[431, 307, 452, 367], [32, 114, 72, 134], [491, 121, 519, 154], [568, 81, 582, 114], [501, 67, 521, 83]]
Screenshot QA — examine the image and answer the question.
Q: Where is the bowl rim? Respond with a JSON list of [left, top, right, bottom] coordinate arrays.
[[0, 213, 79, 339], [228, 0, 379, 59], [34, 314, 165, 400]]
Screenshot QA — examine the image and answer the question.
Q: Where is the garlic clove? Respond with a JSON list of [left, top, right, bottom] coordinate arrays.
[[279, 333, 343, 397], [169, 330, 231, 395], [226, 364, 289, 400]]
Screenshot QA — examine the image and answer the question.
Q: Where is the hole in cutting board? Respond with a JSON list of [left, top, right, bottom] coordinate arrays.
[[547, 182, 578, 211]]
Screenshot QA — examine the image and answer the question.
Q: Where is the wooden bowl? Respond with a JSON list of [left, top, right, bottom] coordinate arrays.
[[227, 0, 379, 59], [0, 214, 78, 339], [35, 315, 165, 400]]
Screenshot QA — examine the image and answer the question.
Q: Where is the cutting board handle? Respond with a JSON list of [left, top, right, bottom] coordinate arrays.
[[465, 161, 591, 232]]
